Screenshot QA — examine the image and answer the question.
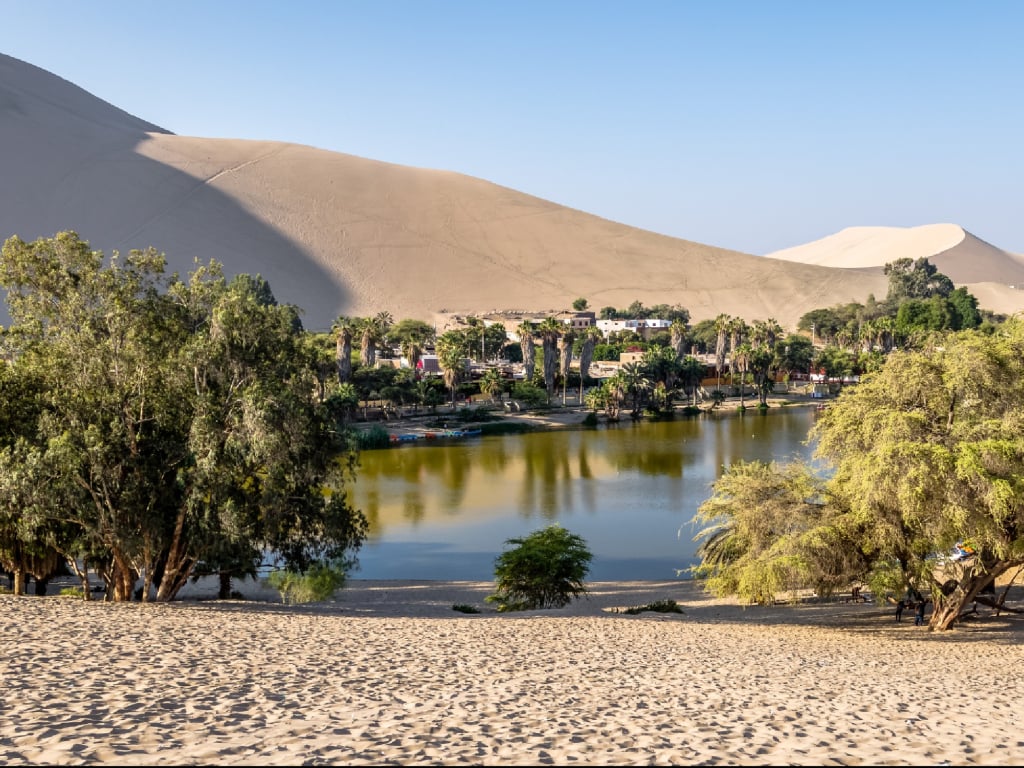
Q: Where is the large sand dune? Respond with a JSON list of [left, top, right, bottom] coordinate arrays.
[[2, 53, 1022, 331], [767, 224, 1024, 316]]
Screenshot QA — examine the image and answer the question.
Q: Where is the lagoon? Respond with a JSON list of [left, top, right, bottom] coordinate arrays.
[[349, 407, 819, 581]]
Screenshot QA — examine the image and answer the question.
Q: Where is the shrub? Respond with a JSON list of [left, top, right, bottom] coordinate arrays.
[[620, 599, 684, 615], [452, 603, 481, 614], [486, 525, 592, 612], [59, 586, 85, 598], [264, 560, 347, 604], [510, 382, 548, 407], [582, 411, 599, 427], [357, 425, 391, 450]]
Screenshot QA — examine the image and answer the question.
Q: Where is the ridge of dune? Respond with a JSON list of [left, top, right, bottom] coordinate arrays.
[[766, 223, 1024, 291], [3, 53, 1023, 330], [764, 223, 967, 268]]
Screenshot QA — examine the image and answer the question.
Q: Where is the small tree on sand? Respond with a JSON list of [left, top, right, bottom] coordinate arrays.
[[486, 525, 592, 612]]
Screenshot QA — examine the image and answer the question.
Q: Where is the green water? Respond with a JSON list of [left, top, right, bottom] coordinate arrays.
[[349, 406, 819, 581]]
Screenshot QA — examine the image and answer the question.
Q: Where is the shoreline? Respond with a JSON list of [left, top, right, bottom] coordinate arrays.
[[353, 391, 825, 439]]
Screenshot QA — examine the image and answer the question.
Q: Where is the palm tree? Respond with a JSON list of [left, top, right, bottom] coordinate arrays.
[[435, 331, 466, 410], [732, 342, 752, 408], [619, 362, 650, 418], [670, 319, 689, 360], [727, 317, 747, 393], [536, 317, 562, 403], [558, 329, 576, 404], [480, 367, 504, 403], [517, 321, 536, 383], [359, 311, 394, 367], [679, 355, 706, 406], [713, 313, 731, 395], [576, 327, 602, 404], [331, 315, 357, 383], [401, 338, 424, 373]]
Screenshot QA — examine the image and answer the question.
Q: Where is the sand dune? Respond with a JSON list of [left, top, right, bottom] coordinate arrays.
[[2, 52, 1022, 333], [767, 224, 1024, 314]]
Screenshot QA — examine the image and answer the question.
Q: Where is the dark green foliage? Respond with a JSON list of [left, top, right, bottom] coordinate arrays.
[[884, 256, 954, 302], [486, 525, 592, 611], [510, 382, 547, 406], [621, 599, 684, 615], [357, 425, 392, 450], [0, 232, 368, 602], [592, 342, 625, 362], [451, 603, 481, 614]]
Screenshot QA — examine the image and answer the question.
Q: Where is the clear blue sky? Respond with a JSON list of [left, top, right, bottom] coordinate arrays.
[[4, 1, 1023, 254]]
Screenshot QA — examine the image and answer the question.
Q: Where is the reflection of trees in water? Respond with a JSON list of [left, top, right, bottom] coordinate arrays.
[[518, 432, 575, 519], [360, 491, 383, 537], [352, 410, 818, 538], [401, 489, 426, 523]]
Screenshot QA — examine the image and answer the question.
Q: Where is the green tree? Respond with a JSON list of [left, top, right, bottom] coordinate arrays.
[[559, 329, 576, 404], [693, 322, 1024, 630], [691, 460, 846, 604], [884, 256, 954, 302], [576, 327, 602, 404], [947, 287, 981, 330], [0, 232, 368, 602], [713, 313, 731, 393], [619, 362, 651, 418], [479, 367, 504, 403], [678, 356, 707, 407], [435, 331, 466, 410], [517, 321, 536, 383], [572, 297, 589, 312], [332, 316, 358, 383], [536, 317, 563, 402], [486, 525, 592, 611]]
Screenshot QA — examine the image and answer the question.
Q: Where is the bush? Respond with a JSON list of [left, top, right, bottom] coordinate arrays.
[[486, 525, 592, 612], [357, 425, 391, 450], [510, 382, 548, 407], [582, 411, 599, 427], [452, 603, 481, 614], [59, 586, 85, 598], [620, 599, 684, 615], [264, 560, 347, 604]]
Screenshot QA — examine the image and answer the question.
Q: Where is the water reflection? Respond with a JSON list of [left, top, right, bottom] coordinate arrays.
[[350, 408, 818, 580]]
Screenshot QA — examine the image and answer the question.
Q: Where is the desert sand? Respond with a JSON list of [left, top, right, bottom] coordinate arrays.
[[2, 577, 1022, 766]]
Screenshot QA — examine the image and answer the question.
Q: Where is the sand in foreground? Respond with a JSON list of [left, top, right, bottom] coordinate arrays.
[[2, 579, 1022, 766]]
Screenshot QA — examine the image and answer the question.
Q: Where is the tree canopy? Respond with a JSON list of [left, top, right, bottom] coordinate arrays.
[[692, 320, 1024, 630], [0, 232, 367, 601]]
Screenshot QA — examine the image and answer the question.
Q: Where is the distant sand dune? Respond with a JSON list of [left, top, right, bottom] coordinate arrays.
[[3, 52, 1023, 331]]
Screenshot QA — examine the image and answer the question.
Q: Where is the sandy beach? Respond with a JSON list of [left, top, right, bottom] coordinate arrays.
[[3, 578, 1022, 766]]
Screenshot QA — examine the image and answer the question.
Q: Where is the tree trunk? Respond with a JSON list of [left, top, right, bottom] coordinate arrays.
[[929, 563, 1011, 630], [66, 557, 93, 601], [219, 571, 232, 599], [13, 569, 25, 596], [109, 549, 138, 602]]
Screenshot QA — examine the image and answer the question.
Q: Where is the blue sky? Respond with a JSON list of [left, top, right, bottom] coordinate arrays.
[[4, 1, 1022, 254]]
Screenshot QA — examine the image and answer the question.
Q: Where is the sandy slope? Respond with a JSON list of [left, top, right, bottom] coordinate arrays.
[[2, 52, 1022, 332], [766, 224, 1024, 315]]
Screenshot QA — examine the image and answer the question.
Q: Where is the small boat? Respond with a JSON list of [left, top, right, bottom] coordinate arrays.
[[443, 428, 482, 438]]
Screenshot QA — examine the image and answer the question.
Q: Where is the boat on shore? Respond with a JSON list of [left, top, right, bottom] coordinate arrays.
[[422, 428, 483, 440]]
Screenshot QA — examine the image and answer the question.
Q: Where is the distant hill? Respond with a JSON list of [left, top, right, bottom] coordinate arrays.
[[2, 53, 1022, 331]]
